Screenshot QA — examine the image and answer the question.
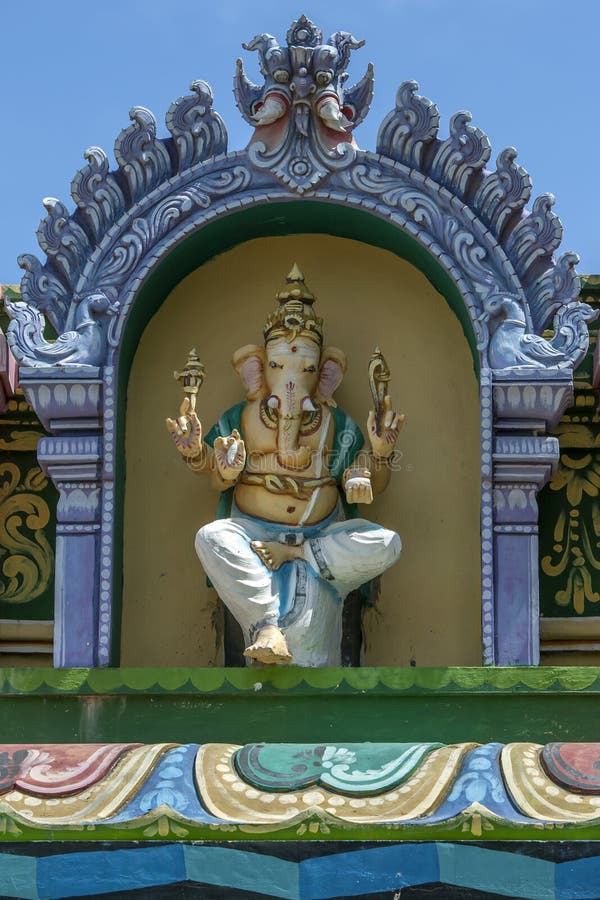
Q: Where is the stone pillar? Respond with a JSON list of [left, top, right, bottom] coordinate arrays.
[[20, 369, 103, 667], [493, 436, 558, 664], [492, 372, 573, 665]]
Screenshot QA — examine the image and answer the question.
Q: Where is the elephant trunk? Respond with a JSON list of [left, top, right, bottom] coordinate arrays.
[[271, 384, 312, 471]]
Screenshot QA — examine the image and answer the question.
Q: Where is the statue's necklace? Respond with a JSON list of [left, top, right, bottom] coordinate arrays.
[[259, 400, 323, 436]]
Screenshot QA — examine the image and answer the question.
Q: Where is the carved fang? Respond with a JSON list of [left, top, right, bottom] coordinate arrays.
[[302, 396, 317, 412], [253, 95, 287, 125], [317, 98, 350, 132]]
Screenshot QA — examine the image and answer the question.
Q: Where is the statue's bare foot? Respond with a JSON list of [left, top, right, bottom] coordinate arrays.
[[243, 626, 292, 665], [251, 540, 304, 570]]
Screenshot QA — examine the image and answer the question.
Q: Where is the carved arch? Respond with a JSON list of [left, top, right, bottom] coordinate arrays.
[[5, 20, 596, 666]]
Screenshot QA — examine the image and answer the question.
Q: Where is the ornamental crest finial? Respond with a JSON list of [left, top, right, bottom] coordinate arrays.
[[235, 15, 373, 193]]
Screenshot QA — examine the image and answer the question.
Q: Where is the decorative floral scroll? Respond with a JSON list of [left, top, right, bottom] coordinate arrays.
[[541, 446, 600, 615], [0, 461, 53, 604]]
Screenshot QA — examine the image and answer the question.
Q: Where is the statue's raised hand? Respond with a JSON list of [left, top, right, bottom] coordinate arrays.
[[166, 397, 203, 458], [367, 395, 405, 459], [214, 429, 246, 482]]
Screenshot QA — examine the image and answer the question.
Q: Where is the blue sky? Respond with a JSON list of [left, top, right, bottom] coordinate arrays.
[[1, 0, 599, 282]]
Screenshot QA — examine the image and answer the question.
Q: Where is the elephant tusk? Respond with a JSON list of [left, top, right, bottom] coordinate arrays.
[[267, 395, 280, 409], [301, 396, 317, 412]]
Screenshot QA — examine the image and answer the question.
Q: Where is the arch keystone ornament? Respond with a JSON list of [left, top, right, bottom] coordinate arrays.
[[5, 15, 597, 666]]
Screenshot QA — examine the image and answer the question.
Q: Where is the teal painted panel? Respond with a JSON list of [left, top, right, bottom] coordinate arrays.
[[183, 846, 299, 899], [438, 844, 554, 900], [0, 853, 38, 900]]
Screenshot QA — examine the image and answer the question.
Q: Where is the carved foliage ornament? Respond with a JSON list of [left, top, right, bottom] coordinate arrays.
[[4, 15, 592, 375], [6, 81, 229, 369], [236, 15, 373, 192]]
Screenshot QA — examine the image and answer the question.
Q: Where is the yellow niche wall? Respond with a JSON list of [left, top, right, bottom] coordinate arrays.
[[122, 235, 481, 666]]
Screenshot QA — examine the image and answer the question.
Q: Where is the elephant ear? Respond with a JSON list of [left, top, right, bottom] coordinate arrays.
[[232, 344, 268, 400], [317, 347, 347, 407]]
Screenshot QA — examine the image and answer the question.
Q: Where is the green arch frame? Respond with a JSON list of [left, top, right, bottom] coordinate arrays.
[[112, 200, 478, 661]]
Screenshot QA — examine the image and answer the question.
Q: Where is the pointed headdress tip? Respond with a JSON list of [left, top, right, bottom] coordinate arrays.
[[287, 262, 304, 283], [275, 263, 316, 304], [264, 264, 323, 346]]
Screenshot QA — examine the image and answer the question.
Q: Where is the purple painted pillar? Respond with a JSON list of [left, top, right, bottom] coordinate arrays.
[[20, 369, 104, 667], [491, 373, 573, 665], [493, 437, 558, 665], [38, 437, 102, 666]]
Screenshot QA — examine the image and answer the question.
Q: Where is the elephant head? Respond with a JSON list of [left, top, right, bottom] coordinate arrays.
[[232, 265, 346, 471]]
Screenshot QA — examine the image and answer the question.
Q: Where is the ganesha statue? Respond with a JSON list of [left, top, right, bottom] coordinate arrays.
[[167, 266, 402, 666]]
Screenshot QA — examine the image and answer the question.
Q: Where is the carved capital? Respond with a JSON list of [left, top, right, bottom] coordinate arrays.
[[492, 372, 574, 433], [37, 436, 102, 533], [17, 370, 102, 433], [37, 435, 102, 483], [493, 436, 559, 525]]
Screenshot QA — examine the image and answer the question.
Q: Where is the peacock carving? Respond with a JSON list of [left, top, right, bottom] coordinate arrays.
[[4, 291, 119, 368], [483, 293, 598, 371]]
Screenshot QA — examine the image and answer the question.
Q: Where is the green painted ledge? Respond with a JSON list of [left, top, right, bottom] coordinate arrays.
[[2, 665, 600, 695], [1, 667, 600, 744], [3, 810, 600, 844]]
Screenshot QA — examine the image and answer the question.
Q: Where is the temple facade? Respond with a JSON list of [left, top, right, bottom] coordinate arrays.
[[2, 16, 600, 900]]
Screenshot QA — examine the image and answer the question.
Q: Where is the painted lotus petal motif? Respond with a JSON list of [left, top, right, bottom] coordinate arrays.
[[1, 742, 600, 835], [233, 742, 442, 794], [542, 743, 600, 794], [4, 744, 140, 796], [447, 745, 506, 805]]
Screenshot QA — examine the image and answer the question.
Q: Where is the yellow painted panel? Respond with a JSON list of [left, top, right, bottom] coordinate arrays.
[[122, 235, 481, 666]]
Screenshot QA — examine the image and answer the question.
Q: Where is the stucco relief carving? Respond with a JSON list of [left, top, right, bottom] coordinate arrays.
[[235, 15, 372, 192], [5, 16, 588, 372], [483, 294, 597, 371], [5, 14, 595, 666]]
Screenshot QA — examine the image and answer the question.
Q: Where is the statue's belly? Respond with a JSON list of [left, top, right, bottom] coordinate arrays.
[[233, 483, 339, 526]]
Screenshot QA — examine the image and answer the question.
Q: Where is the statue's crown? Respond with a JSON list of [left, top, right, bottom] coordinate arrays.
[[264, 264, 323, 346]]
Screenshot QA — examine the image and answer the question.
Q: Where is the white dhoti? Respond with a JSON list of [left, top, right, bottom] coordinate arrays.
[[195, 505, 401, 666]]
